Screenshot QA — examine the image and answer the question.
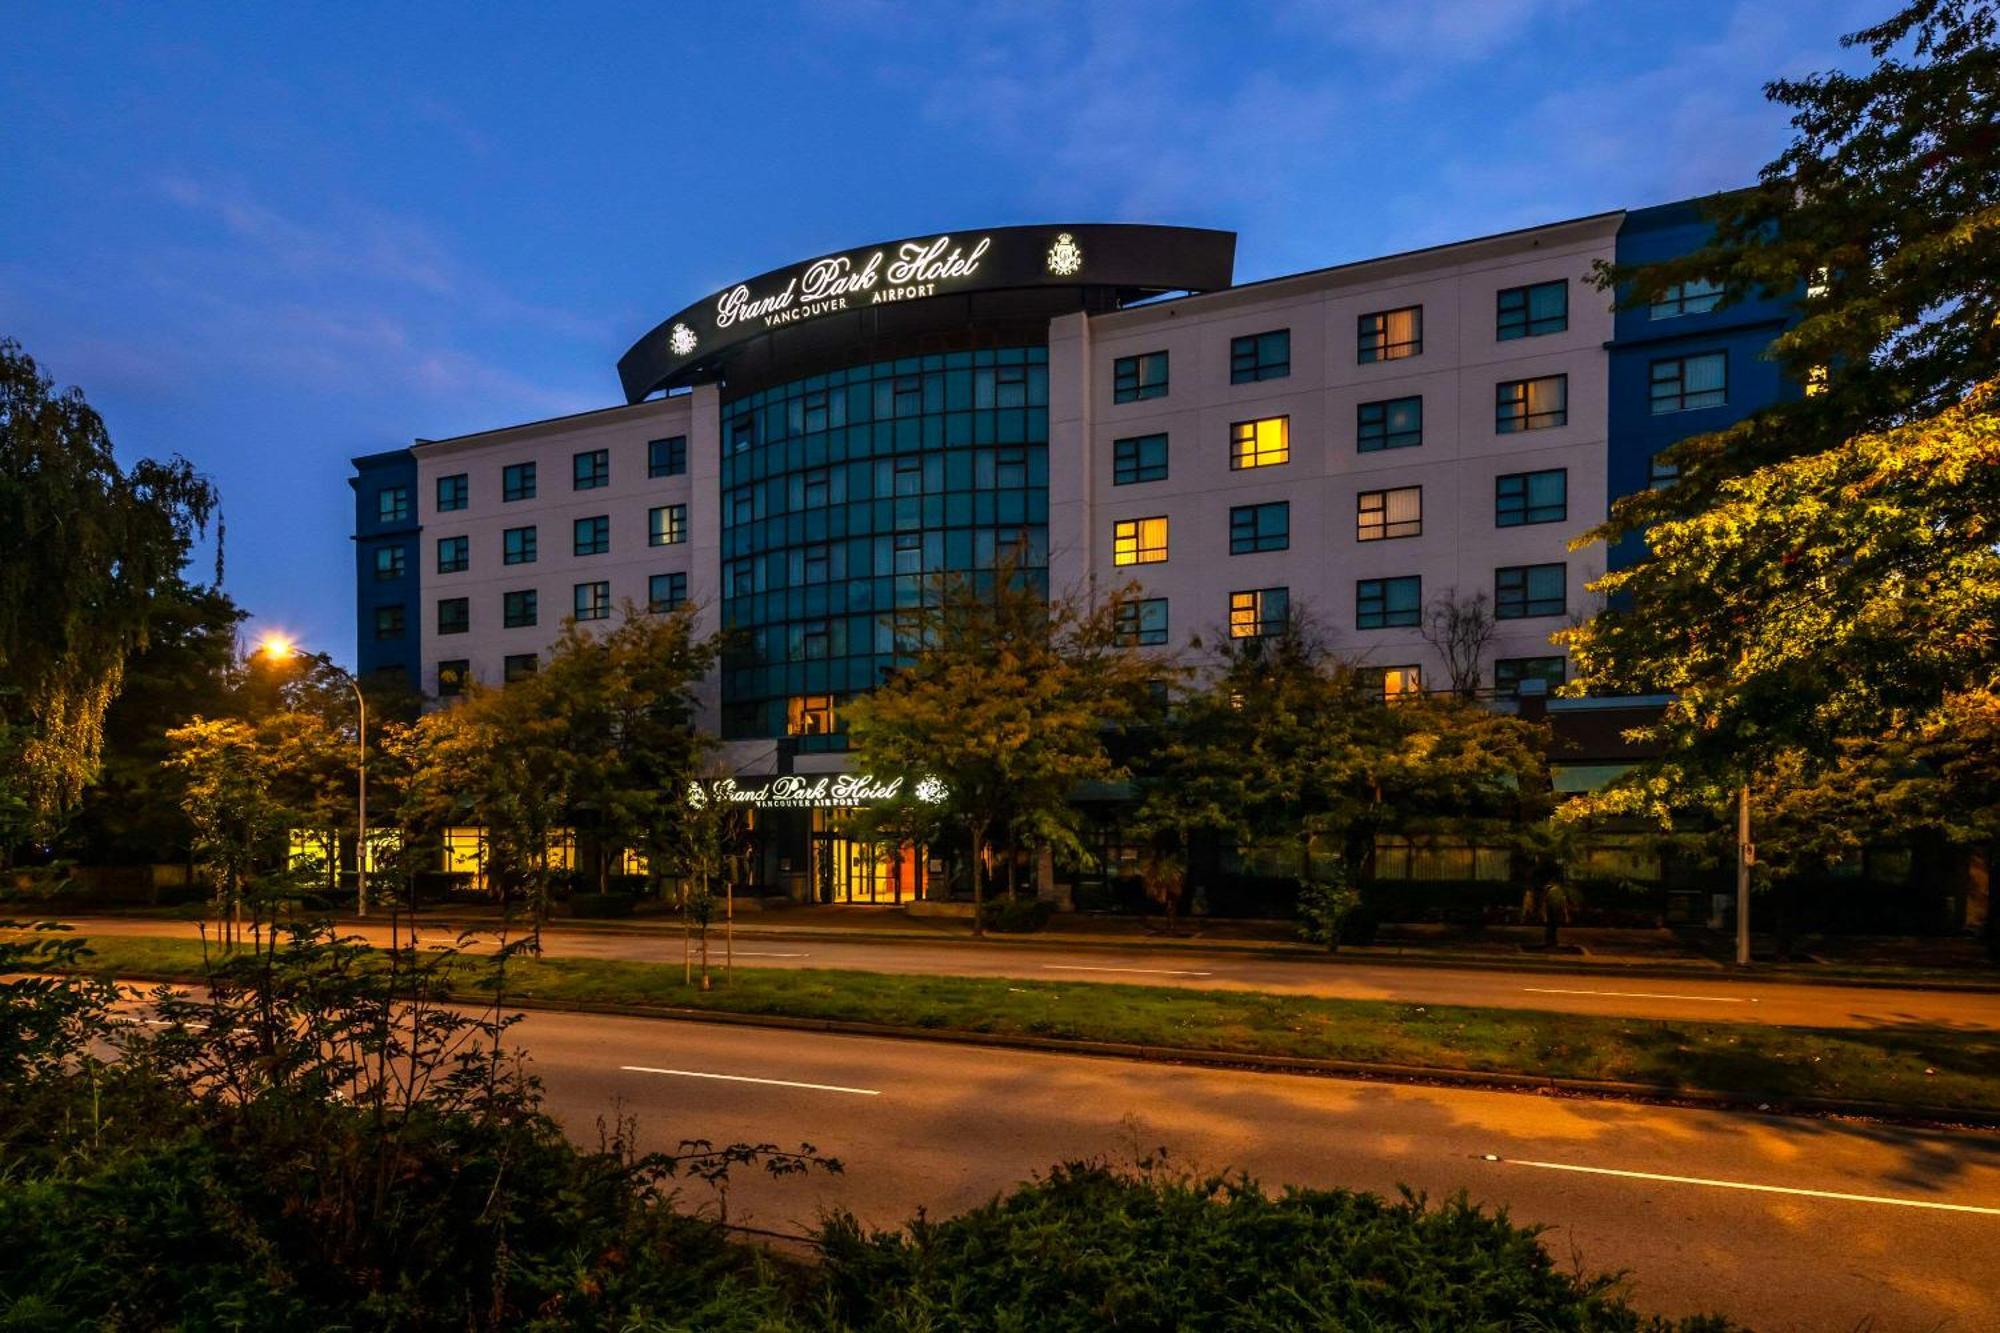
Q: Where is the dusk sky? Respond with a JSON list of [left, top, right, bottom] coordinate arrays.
[[3, 0, 1878, 664]]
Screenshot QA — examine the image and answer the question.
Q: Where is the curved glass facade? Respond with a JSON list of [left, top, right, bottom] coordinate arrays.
[[718, 346, 1050, 747]]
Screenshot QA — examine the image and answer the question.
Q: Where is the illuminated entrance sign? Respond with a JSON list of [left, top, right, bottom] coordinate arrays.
[[687, 774, 948, 810], [617, 223, 1237, 402]]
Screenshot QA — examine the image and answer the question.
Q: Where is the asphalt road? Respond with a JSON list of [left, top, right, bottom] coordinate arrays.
[[514, 1008, 2000, 1332], [61, 915, 2000, 1031]]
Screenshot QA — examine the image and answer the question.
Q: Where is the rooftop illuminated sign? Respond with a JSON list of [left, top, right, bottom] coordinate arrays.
[[617, 223, 1236, 403]]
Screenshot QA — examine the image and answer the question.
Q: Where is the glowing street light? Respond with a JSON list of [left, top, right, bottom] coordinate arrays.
[[255, 634, 370, 917]]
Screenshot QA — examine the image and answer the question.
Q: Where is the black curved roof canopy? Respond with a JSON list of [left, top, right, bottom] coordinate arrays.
[[617, 223, 1236, 403]]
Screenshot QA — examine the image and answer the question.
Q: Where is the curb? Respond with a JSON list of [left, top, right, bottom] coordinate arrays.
[[95, 966, 2000, 1134]]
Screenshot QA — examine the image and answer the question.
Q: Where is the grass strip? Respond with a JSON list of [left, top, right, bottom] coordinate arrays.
[[46, 932, 2000, 1115]]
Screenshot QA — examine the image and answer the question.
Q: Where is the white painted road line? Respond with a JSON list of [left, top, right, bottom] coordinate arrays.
[[1487, 1156, 2000, 1216], [1523, 987, 1752, 1003], [1041, 964, 1215, 978], [620, 1065, 880, 1096]]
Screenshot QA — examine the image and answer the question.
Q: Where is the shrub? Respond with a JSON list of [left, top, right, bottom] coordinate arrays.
[[979, 898, 1055, 933]]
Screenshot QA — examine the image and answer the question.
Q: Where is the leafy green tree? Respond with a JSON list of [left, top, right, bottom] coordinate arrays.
[[1, 338, 218, 841], [164, 716, 291, 942], [845, 557, 1157, 933]]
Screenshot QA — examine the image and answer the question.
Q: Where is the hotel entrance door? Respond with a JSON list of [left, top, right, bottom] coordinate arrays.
[[808, 809, 927, 904]]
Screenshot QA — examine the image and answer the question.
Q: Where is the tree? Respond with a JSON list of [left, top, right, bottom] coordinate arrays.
[[1419, 587, 1496, 697], [845, 555, 1157, 934], [164, 716, 289, 943], [0, 338, 219, 841]]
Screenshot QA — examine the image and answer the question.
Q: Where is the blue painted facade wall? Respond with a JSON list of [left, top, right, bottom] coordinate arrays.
[[1606, 199, 1799, 566], [350, 448, 420, 690]]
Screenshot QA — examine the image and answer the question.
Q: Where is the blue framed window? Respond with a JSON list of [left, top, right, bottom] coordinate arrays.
[[1228, 501, 1290, 554], [1650, 352, 1727, 413], [373, 546, 405, 581], [649, 572, 688, 613], [1113, 433, 1168, 485], [1495, 469, 1567, 526], [1495, 656, 1566, 695], [573, 448, 609, 490], [1115, 597, 1169, 646], [574, 515, 609, 556], [649, 504, 687, 547], [435, 535, 468, 574], [373, 605, 405, 640], [648, 435, 687, 478], [573, 581, 610, 622], [436, 597, 469, 636], [436, 473, 468, 512], [1496, 375, 1567, 432], [1496, 563, 1566, 619], [1357, 396, 1422, 452], [1112, 350, 1169, 403], [503, 525, 536, 565], [503, 653, 538, 683], [1357, 576, 1421, 629], [1229, 329, 1290, 383], [1358, 306, 1421, 362], [502, 462, 536, 502], [1228, 587, 1289, 639], [436, 660, 469, 697], [376, 486, 410, 524], [1496, 280, 1567, 340], [1650, 278, 1725, 319], [503, 589, 537, 628]]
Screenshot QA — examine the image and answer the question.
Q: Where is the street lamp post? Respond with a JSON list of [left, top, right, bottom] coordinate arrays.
[[258, 637, 369, 917]]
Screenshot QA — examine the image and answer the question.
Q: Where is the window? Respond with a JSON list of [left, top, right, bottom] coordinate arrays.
[[373, 605, 406, 640], [1230, 329, 1290, 383], [892, 531, 922, 575], [1115, 597, 1169, 647], [1650, 277, 1725, 319], [1357, 396, 1422, 452], [377, 486, 410, 524], [649, 504, 687, 547], [436, 535, 469, 574], [799, 619, 831, 659], [436, 473, 468, 512], [649, 572, 688, 613], [373, 546, 405, 581], [573, 448, 609, 490], [1357, 576, 1421, 629], [1113, 516, 1169, 566], [1496, 374, 1567, 432], [1379, 665, 1423, 699], [1648, 454, 1679, 490], [1228, 587, 1289, 639], [1229, 416, 1288, 470], [437, 597, 469, 636], [1358, 305, 1421, 362], [648, 435, 687, 478], [1495, 469, 1567, 526], [503, 525, 537, 565], [1112, 434, 1169, 485], [995, 446, 1028, 488], [1495, 656, 1566, 695], [1357, 486, 1422, 541], [503, 653, 538, 683], [574, 515, 609, 556], [1112, 350, 1168, 402], [787, 694, 835, 736], [1650, 352, 1727, 413], [1496, 280, 1567, 340], [436, 660, 469, 697], [503, 589, 537, 628], [502, 462, 536, 502], [1229, 501, 1290, 554], [1496, 563, 1566, 619], [573, 581, 610, 622]]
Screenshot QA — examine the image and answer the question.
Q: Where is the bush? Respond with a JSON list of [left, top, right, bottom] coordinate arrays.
[[814, 1162, 1739, 1332], [979, 898, 1055, 933]]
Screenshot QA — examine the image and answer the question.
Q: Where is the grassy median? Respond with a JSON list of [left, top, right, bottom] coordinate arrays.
[[45, 931, 2000, 1115]]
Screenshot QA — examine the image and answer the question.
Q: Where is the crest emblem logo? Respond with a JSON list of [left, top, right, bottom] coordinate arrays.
[[1045, 232, 1084, 278], [669, 323, 698, 357]]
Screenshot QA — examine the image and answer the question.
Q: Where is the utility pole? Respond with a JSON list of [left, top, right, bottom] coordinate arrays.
[[1736, 781, 1753, 966]]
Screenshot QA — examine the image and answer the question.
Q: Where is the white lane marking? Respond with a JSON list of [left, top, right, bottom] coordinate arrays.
[[1523, 987, 1751, 1003], [1488, 1156, 2000, 1216], [620, 1065, 879, 1096], [1041, 964, 1215, 978]]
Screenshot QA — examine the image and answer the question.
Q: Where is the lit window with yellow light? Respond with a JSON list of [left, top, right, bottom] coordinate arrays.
[[1380, 665, 1422, 699], [1228, 586, 1288, 638], [1229, 416, 1288, 470], [1113, 516, 1169, 566], [788, 693, 836, 735]]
